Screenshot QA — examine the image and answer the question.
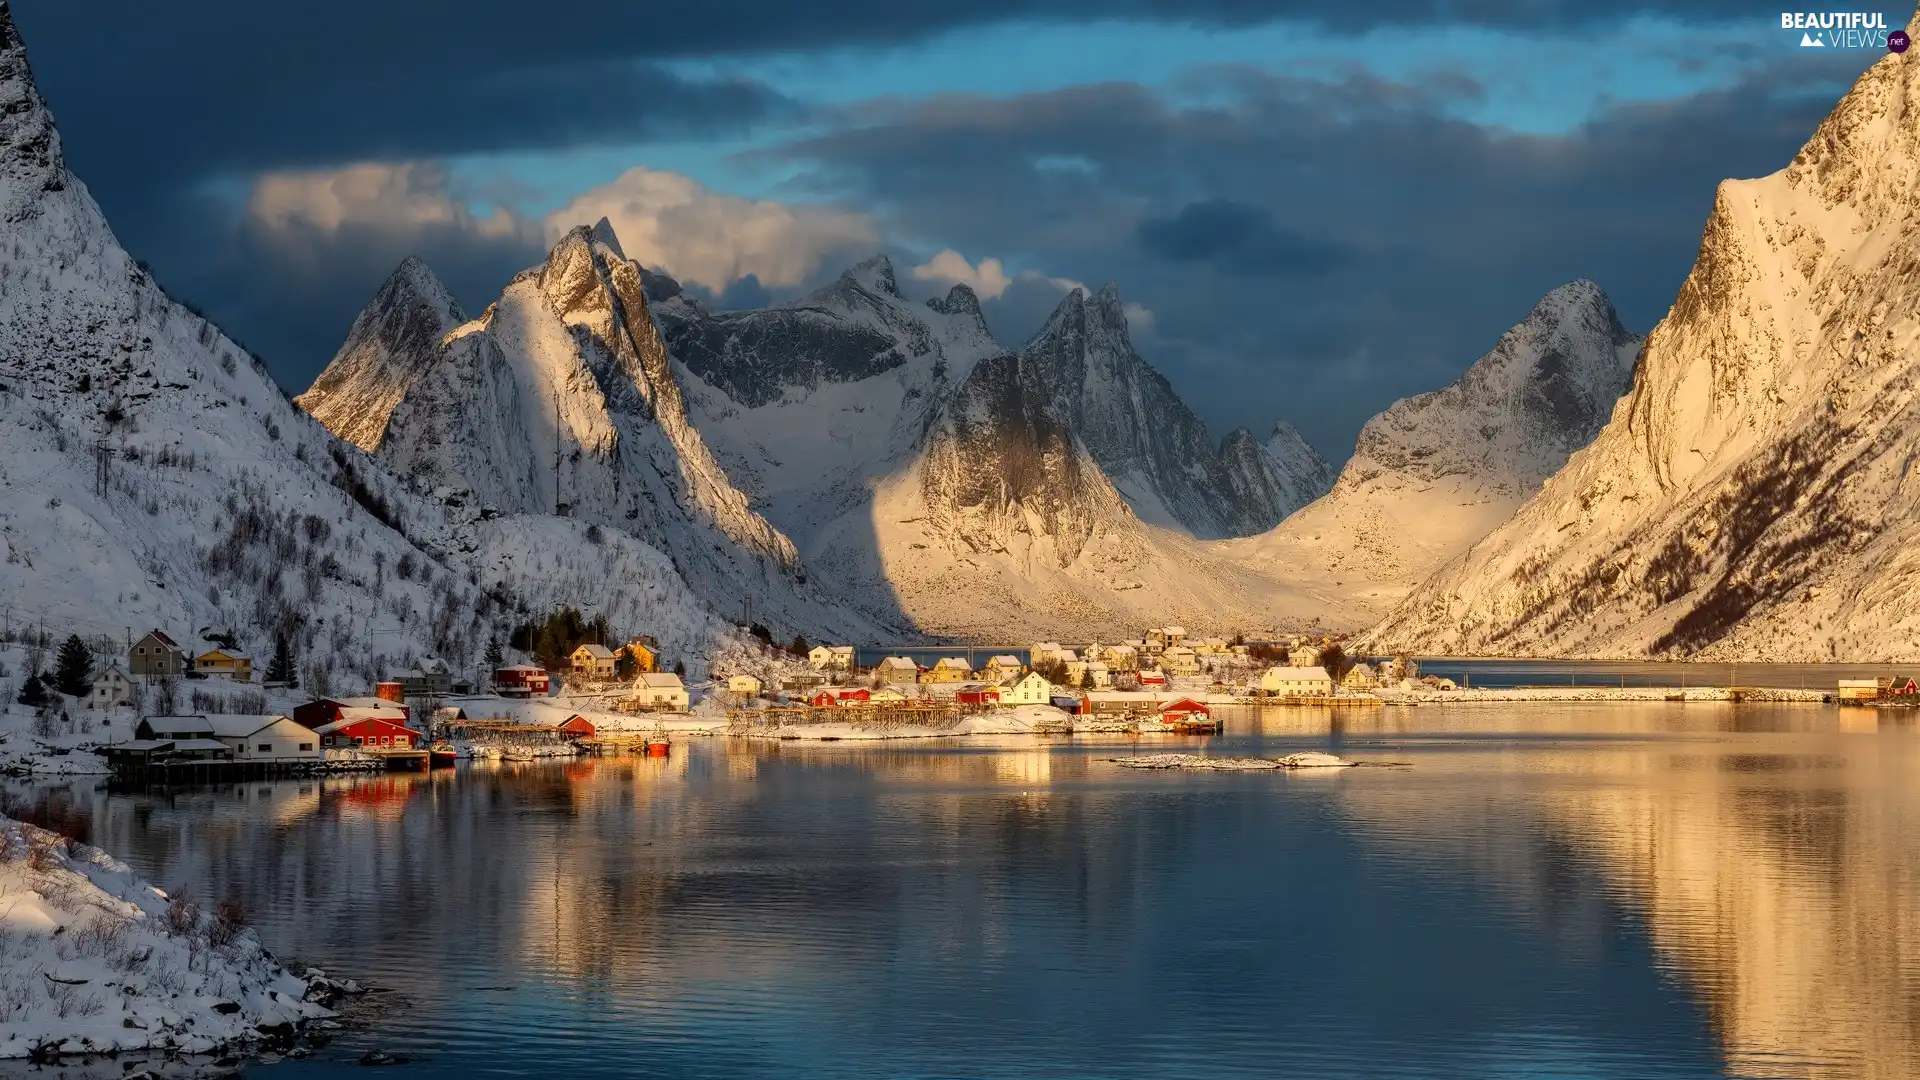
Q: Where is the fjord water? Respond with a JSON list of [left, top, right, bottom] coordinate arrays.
[[16, 702, 1920, 1079]]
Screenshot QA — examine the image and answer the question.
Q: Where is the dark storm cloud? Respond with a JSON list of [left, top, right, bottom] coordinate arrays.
[[768, 61, 1850, 457], [1136, 200, 1346, 276]]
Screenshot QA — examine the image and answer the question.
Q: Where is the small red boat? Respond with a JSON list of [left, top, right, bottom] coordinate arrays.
[[429, 744, 458, 768]]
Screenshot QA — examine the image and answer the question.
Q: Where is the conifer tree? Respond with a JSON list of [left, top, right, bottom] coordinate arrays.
[[17, 673, 48, 707], [266, 634, 298, 687], [485, 638, 504, 669], [53, 634, 92, 697]]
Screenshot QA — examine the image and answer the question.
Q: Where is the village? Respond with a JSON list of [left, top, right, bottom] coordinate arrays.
[[0, 623, 1444, 779]]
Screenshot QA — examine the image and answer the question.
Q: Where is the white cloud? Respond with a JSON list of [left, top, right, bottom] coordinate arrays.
[[910, 249, 1012, 300], [1020, 269, 1088, 296], [545, 166, 878, 292], [246, 162, 526, 241], [1123, 301, 1156, 336]]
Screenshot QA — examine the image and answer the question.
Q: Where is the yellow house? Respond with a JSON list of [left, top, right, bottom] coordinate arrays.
[[194, 648, 253, 682], [920, 657, 973, 684], [621, 639, 658, 673]]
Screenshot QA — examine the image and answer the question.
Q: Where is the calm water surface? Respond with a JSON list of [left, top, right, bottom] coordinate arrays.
[[11, 702, 1920, 1079]]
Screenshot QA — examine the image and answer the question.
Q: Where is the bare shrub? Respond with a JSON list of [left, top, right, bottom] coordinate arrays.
[[207, 898, 248, 948], [69, 915, 131, 960], [165, 891, 200, 936], [24, 832, 65, 873]]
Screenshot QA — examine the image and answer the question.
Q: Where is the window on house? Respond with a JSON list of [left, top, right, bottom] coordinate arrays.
[[353, 737, 363, 746], [258, 744, 272, 752], [300, 743, 313, 752]]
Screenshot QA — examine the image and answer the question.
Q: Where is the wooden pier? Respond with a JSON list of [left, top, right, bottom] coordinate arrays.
[[726, 701, 975, 733]]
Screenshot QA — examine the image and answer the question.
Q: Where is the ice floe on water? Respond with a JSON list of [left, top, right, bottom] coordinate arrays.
[[1111, 752, 1365, 771]]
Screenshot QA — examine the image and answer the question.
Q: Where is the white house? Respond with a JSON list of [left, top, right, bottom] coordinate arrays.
[[808, 645, 855, 671], [205, 714, 321, 763], [90, 664, 135, 709], [727, 674, 764, 698], [1259, 666, 1333, 697], [1000, 671, 1054, 705], [1161, 646, 1200, 675], [1104, 644, 1138, 671], [636, 672, 690, 711], [876, 656, 922, 686], [1341, 664, 1380, 691], [1286, 643, 1322, 667]]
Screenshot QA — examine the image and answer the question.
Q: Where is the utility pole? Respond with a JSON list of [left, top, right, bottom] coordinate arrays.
[[94, 435, 109, 498]]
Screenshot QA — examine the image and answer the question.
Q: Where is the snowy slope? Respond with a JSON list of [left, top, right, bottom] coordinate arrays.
[[807, 354, 1325, 640], [305, 231, 887, 641], [1222, 282, 1641, 631], [666, 256, 1003, 548], [1368, 35, 1920, 661], [292, 257, 465, 451], [0, 5, 746, 687], [1017, 284, 1327, 537]]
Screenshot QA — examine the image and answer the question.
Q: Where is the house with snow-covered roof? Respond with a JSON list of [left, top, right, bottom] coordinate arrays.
[[571, 644, 618, 677], [128, 630, 187, 679], [635, 672, 689, 711]]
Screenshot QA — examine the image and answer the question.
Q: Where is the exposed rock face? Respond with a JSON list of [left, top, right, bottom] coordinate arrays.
[[918, 354, 1120, 566], [1217, 423, 1334, 526], [304, 228, 885, 639], [1368, 37, 1920, 660], [1224, 281, 1641, 629], [293, 257, 465, 451], [1017, 284, 1317, 537]]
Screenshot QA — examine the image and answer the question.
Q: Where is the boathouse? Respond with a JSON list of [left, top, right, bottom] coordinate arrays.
[[314, 715, 422, 750]]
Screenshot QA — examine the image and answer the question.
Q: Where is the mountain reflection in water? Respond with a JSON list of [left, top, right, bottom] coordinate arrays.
[[6, 702, 1915, 1079]]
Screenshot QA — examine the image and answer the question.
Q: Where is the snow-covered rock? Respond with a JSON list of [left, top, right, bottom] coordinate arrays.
[[293, 257, 466, 452], [1018, 284, 1324, 537], [1223, 281, 1641, 630], [304, 229, 886, 641], [1217, 422, 1334, 529], [1367, 29, 1920, 661], [667, 257, 1004, 550], [0, 811, 334, 1059]]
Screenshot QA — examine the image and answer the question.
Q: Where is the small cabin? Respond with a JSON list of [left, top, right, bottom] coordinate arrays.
[[558, 715, 597, 740], [1158, 698, 1211, 723], [955, 683, 1001, 707], [727, 674, 763, 697]]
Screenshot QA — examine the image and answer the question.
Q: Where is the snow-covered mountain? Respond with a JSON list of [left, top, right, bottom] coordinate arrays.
[[1223, 281, 1642, 630], [806, 353, 1315, 639], [1018, 285, 1328, 536], [1217, 423, 1334, 530], [1367, 38, 1920, 661], [304, 229, 887, 640], [665, 255, 1003, 549], [0, 3, 737, 685], [292, 257, 465, 451]]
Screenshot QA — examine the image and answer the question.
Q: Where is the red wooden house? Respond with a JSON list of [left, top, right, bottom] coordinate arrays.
[[1157, 698, 1211, 722], [1890, 677, 1919, 695], [558, 715, 597, 739], [955, 684, 1001, 707], [493, 665, 552, 697], [293, 697, 410, 730], [313, 715, 422, 750], [1136, 669, 1168, 688], [809, 687, 870, 708]]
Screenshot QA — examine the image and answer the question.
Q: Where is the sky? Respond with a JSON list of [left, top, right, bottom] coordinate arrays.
[[7, 1, 1900, 460]]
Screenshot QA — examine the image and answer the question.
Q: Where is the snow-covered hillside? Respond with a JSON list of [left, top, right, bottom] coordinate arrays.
[[1018, 285, 1329, 537], [807, 354, 1326, 640], [0, 5, 739, 686], [1368, 36, 1920, 661], [304, 229, 887, 641], [1223, 282, 1641, 631]]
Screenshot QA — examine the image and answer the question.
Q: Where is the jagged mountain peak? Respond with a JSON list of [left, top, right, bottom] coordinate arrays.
[[294, 255, 469, 452], [842, 253, 901, 298], [590, 216, 627, 260], [927, 282, 981, 316], [0, 0, 66, 219]]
